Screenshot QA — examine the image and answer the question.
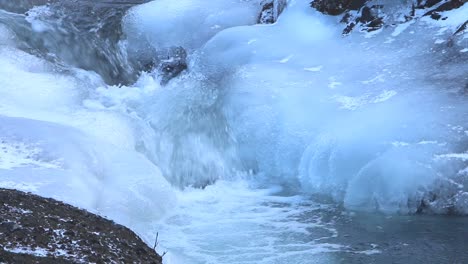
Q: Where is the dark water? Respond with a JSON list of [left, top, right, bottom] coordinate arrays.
[[328, 212, 468, 263], [257, 195, 468, 263]]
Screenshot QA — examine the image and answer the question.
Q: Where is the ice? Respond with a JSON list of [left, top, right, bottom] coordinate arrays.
[[123, 0, 264, 64], [0, 1, 467, 263], [0, 115, 175, 225], [181, 0, 468, 213], [0, 39, 175, 226], [0, 0, 465, 218]]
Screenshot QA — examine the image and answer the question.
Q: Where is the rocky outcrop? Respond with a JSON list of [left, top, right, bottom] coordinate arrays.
[[310, 0, 468, 35], [258, 0, 287, 24], [419, 0, 466, 20], [0, 188, 162, 264], [310, 0, 386, 34], [340, 4, 385, 35], [310, 0, 368, 16]]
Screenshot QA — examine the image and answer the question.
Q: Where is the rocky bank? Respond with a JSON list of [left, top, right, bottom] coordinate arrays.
[[0, 188, 162, 264]]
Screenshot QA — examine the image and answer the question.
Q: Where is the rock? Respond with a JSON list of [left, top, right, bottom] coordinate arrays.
[[454, 20, 468, 35], [310, 0, 381, 35], [0, 222, 21, 233], [157, 46, 188, 85], [422, 0, 467, 20], [342, 4, 384, 35], [310, 0, 368, 16], [140, 46, 188, 85], [258, 0, 287, 24], [311, 0, 467, 36], [416, 0, 446, 8], [0, 188, 162, 264]]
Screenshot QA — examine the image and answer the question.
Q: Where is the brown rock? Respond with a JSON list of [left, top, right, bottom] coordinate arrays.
[[0, 188, 162, 264]]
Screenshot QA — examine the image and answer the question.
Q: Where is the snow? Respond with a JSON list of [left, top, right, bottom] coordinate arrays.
[[357, 249, 382, 255], [436, 153, 468, 161], [4, 245, 86, 262], [421, 4, 468, 31], [25, 6, 53, 33], [5, 206, 33, 214], [277, 54, 294, 63], [53, 229, 66, 237], [304, 66, 323, 72], [0, 181, 41, 192], [361, 74, 385, 84], [328, 78, 342, 89], [0, 140, 62, 170], [391, 21, 414, 37], [391, 142, 410, 147], [4, 247, 49, 257], [332, 90, 398, 110]]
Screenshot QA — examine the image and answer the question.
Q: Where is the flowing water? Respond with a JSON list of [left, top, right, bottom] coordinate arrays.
[[0, 0, 467, 263]]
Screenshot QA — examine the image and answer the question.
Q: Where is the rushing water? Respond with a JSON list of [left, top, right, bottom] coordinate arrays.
[[0, 0, 467, 263]]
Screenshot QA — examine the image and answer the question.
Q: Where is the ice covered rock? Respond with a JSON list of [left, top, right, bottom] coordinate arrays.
[[157, 47, 188, 85], [258, 0, 287, 24], [140, 46, 188, 85]]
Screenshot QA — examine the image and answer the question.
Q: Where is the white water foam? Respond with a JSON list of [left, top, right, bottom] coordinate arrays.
[[145, 180, 343, 264]]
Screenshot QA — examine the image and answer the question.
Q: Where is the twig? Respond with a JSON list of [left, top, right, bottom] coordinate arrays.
[[153, 232, 159, 251], [153, 232, 167, 259]]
